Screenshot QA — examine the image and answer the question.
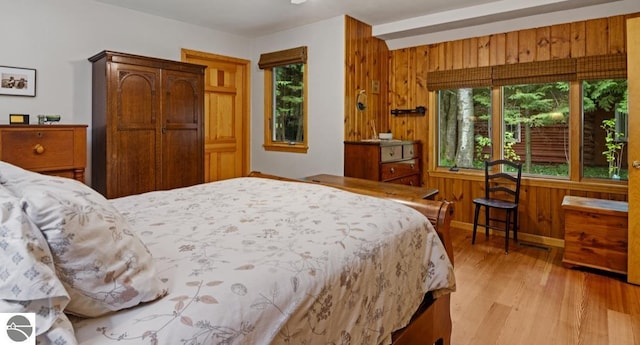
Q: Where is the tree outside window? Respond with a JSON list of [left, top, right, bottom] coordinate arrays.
[[272, 64, 304, 143], [438, 87, 491, 169], [502, 82, 569, 176], [582, 79, 628, 180]]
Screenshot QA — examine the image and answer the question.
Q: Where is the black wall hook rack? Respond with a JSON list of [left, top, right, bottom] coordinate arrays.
[[391, 106, 426, 116]]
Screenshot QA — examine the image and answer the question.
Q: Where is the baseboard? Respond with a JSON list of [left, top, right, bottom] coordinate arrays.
[[451, 220, 565, 248]]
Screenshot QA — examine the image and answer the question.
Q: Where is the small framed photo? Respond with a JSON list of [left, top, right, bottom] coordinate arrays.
[[0, 66, 36, 97]]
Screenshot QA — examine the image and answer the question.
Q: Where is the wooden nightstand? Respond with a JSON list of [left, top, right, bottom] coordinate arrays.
[[0, 125, 87, 183]]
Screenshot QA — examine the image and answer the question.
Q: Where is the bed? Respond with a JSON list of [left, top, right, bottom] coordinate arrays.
[[0, 161, 455, 345]]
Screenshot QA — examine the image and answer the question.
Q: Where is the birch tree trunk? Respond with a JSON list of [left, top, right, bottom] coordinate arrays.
[[444, 91, 458, 161], [455, 88, 475, 167]]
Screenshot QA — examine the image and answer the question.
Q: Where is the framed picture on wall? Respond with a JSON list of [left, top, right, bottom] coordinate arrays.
[[0, 66, 36, 97]]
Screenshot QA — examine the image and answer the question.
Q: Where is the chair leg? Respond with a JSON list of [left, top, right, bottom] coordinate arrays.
[[472, 204, 481, 244], [504, 210, 511, 253], [513, 208, 518, 242], [484, 206, 490, 239]]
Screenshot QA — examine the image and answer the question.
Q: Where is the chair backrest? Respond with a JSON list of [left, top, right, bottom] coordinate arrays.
[[483, 159, 523, 203]]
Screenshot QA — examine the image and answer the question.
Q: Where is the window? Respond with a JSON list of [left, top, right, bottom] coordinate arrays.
[[428, 54, 627, 183], [259, 46, 308, 153], [502, 83, 569, 177], [437, 87, 491, 169], [582, 79, 628, 180]]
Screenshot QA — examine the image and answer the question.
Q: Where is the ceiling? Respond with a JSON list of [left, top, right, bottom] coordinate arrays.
[[93, 0, 624, 40]]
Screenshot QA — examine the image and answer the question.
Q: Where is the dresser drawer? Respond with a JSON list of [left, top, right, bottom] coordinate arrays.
[[380, 145, 402, 162], [1, 129, 76, 170], [402, 143, 419, 159], [381, 160, 419, 180]]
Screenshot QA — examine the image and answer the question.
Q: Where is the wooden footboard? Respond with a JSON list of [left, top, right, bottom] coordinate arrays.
[[248, 172, 454, 345]]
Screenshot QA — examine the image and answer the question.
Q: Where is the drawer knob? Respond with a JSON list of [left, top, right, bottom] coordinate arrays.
[[390, 167, 395, 174], [410, 164, 415, 169], [34, 144, 45, 154]]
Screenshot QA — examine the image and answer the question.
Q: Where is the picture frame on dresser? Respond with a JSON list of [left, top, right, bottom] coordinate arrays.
[[0, 65, 36, 97]]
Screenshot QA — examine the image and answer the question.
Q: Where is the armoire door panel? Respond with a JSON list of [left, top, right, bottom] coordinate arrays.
[[112, 63, 159, 128], [112, 130, 158, 197], [164, 71, 201, 125], [161, 69, 204, 191], [162, 129, 202, 190]]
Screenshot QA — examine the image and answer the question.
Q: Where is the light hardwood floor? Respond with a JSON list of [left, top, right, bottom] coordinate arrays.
[[449, 228, 640, 345]]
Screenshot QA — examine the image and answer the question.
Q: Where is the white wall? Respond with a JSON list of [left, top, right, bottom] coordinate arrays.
[[0, 0, 251, 185], [250, 16, 345, 179]]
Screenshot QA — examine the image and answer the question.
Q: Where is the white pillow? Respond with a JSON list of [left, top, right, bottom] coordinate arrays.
[[0, 161, 167, 317], [0, 184, 75, 343]]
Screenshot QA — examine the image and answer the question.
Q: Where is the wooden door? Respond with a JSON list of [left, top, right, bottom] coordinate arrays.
[[181, 49, 250, 182], [109, 62, 161, 198], [161, 68, 205, 191], [627, 17, 640, 284]]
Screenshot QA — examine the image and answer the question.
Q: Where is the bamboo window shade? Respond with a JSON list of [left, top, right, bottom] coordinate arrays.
[[492, 59, 577, 86], [258, 46, 307, 69], [577, 54, 627, 80], [426, 67, 491, 91], [425, 53, 627, 91]]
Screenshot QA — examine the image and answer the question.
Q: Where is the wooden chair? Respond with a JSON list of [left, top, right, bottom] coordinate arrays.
[[472, 159, 523, 253]]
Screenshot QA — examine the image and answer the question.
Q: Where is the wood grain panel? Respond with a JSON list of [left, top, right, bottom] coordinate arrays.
[[585, 18, 608, 56], [551, 23, 572, 59], [463, 37, 478, 68], [627, 15, 640, 285], [518, 28, 537, 63], [505, 31, 519, 63], [344, 16, 389, 141], [609, 16, 626, 54], [536, 27, 551, 61], [490, 34, 506, 66], [571, 21, 586, 57], [477, 36, 491, 67], [452, 40, 464, 69]]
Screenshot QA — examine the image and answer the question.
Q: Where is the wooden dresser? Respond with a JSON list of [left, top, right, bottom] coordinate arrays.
[[562, 196, 628, 275], [344, 140, 421, 186], [0, 125, 87, 183]]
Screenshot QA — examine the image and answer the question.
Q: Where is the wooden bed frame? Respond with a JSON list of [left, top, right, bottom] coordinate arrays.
[[248, 172, 454, 345]]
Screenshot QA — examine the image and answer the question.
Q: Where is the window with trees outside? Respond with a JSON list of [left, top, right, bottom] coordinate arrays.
[[429, 54, 627, 182], [582, 79, 628, 180], [259, 46, 308, 153], [438, 87, 491, 169]]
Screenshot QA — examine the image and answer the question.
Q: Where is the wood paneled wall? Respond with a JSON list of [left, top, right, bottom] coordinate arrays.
[[344, 16, 389, 141], [344, 13, 639, 243]]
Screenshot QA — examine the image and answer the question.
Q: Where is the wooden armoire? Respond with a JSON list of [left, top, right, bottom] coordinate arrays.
[[89, 50, 205, 198]]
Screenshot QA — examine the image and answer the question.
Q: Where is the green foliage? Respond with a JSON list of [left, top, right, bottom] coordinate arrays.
[[503, 132, 520, 162], [583, 79, 628, 114], [601, 117, 626, 178], [274, 63, 304, 142], [475, 135, 491, 162]]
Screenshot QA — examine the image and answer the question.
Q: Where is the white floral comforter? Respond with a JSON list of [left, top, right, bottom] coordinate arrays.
[[71, 177, 455, 345]]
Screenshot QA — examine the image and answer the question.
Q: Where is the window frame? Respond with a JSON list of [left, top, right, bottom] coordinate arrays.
[[263, 64, 308, 153], [259, 46, 309, 154], [427, 54, 628, 188]]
